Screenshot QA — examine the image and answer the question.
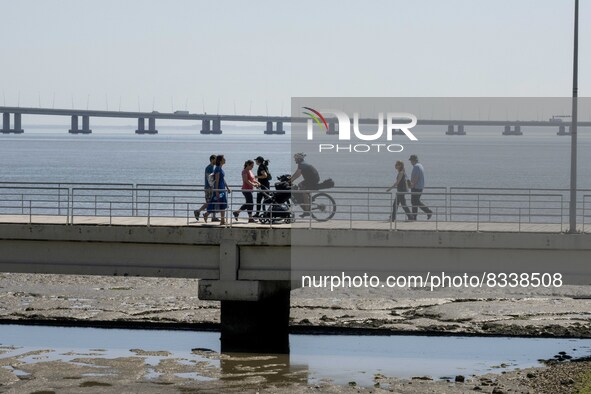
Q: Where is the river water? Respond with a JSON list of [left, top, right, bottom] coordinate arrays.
[[1, 324, 591, 387], [1, 126, 590, 190]]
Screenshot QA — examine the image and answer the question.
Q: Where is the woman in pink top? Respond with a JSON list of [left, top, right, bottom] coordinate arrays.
[[233, 160, 260, 222]]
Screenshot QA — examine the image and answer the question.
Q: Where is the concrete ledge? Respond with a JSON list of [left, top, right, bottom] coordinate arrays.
[[198, 280, 291, 301]]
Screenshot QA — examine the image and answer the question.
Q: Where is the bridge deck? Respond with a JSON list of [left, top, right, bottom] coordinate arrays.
[[0, 214, 586, 233]]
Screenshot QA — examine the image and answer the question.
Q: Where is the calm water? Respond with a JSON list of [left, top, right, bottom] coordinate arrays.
[[1, 324, 590, 387], [1, 127, 590, 190]]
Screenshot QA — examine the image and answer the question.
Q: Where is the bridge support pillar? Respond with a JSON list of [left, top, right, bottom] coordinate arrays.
[[275, 121, 285, 134], [211, 118, 222, 134], [264, 121, 286, 135], [200, 119, 211, 134], [557, 125, 571, 136], [135, 118, 146, 134], [264, 121, 273, 134], [199, 280, 291, 353], [502, 125, 523, 136], [2, 113, 24, 134], [147, 117, 158, 134], [445, 124, 466, 135], [2, 113, 9, 133], [68, 115, 79, 134], [81, 115, 92, 134]]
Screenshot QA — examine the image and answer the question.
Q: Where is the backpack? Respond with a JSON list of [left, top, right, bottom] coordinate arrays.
[[207, 173, 216, 188]]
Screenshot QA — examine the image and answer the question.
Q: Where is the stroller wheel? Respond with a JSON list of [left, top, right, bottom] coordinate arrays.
[[259, 218, 270, 224]]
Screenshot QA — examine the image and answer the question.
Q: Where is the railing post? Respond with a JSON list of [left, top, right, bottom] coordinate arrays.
[[528, 190, 532, 223], [186, 203, 190, 225], [449, 190, 453, 222], [70, 188, 74, 225], [350, 204, 353, 230], [229, 190, 233, 227], [518, 207, 522, 232], [94, 195, 97, 216], [28, 200, 32, 224], [367, 188, 370, 221], [173, 196, 176, 217], [477, 194, 480, 231], [147, 189, 151, 226], [21, 194, 24, 215], [109, 202, 112, 225]]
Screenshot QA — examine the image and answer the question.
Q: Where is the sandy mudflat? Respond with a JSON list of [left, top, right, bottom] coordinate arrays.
[[1, 273, 591, 393]]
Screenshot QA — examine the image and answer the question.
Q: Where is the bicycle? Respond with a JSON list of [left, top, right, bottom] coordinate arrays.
[[291, 183, 337, 222], [257, 175, 337, 223]]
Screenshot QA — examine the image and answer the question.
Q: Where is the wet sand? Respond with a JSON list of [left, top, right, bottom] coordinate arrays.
[[1, 273, 591, 393]]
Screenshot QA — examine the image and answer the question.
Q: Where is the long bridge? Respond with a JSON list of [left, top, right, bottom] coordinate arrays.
[[0, 182, 590, 353], [1, 106, 589, 136]]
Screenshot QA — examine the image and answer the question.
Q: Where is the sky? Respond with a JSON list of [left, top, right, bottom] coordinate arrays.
[[1, 0, 589, 121]]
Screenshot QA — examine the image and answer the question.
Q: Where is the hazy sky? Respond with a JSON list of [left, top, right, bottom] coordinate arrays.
[[1, 0, 589, 117]]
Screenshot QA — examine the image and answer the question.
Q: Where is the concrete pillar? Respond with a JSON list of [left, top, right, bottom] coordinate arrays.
[[275, 121, 285, 135], [557, 125, 570, 136], [264, 121, 274, 134], [211, 118, 222, 134], [68, 115, 79, 134], [82, 115, 92, 134], [14, 113, 23, 133], [135, 118, 145, 134], [457, 125, 466, 135], [148, 117, 158, 134], [220, 289, 290, 353], [200, 119, 211, 134], [2, 113, 9, 132], [445, 125, 455, 135], [502, 125, 522, 135]]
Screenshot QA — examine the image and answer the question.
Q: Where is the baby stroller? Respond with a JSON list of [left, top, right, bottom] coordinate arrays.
[[258, 174, 296, 224]]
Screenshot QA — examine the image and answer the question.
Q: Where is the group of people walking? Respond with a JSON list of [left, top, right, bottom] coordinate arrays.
[[386, 154, 433, 222], [193, 155, 271, 225], [193, 152, 432, 225]]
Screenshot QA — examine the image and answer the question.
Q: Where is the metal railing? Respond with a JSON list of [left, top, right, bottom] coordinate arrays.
[[0, 182, 588, 233]]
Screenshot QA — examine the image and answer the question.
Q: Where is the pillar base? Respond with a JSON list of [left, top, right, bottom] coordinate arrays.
[[220, 291, 290, 353], [69, 129, 92, 134], [135, 130, 158, 134], [199, 280, 291, 353], [0, 129, 23, 134]]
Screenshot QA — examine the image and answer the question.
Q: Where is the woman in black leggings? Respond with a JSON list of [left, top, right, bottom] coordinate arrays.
[[253, 156, 271, 217], [233, 160, 260, 222]]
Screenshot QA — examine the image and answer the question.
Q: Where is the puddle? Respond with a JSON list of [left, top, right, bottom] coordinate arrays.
[[1, 324, 590, 387]]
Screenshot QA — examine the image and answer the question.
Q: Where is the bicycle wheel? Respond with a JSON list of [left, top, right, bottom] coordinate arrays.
[[310, 192, 336, 222]]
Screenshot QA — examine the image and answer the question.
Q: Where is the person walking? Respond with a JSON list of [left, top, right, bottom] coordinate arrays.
[[253, 156, 271, 218], [386, 160, 412, 221], [233, 160, 260, 223], [204, 155, 231, 225], [408, 154, 433, 221], [194, 155, 217, 222]]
